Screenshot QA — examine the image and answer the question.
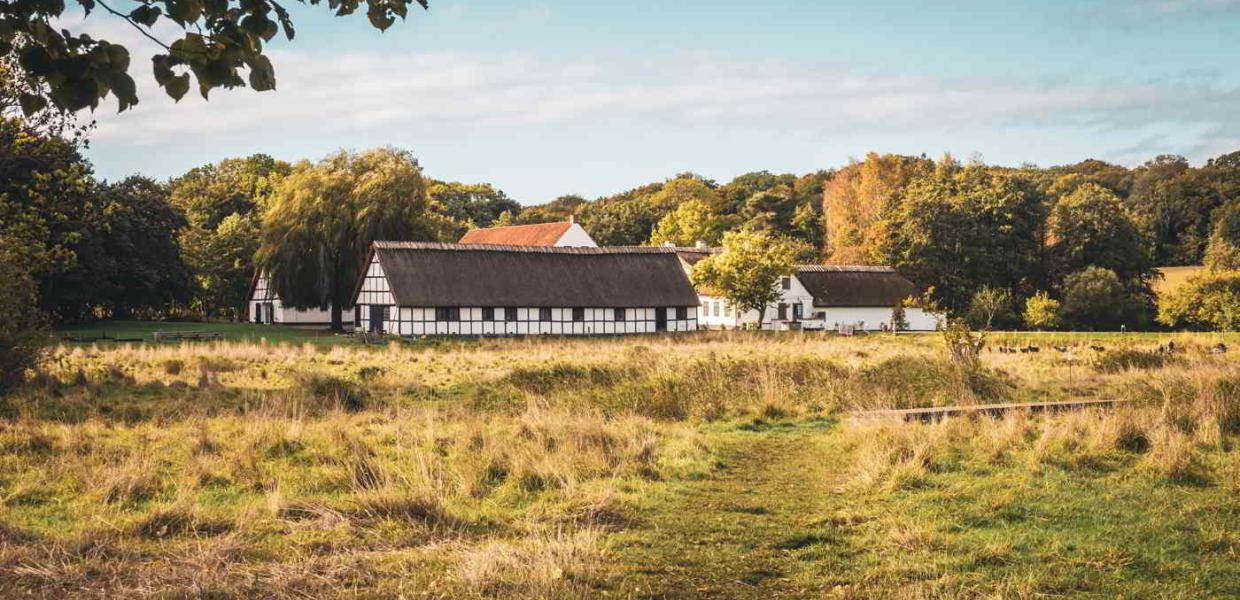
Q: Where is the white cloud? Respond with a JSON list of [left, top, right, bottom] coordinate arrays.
[[83, 45, 1240, 166]]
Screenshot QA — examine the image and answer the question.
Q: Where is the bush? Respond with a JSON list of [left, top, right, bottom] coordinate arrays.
[[293, 372, 368, 412]]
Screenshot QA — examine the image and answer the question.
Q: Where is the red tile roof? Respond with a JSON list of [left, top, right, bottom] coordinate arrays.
[[458, 222, 574, 246]]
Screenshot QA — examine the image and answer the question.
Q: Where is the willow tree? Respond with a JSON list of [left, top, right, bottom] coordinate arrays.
[[256, 148, 454, 331]]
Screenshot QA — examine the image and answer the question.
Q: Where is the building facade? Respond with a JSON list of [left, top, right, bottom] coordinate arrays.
[[672, 249, 941, 332], [352, 242, 699, 336], [246, 273, 334, 326]]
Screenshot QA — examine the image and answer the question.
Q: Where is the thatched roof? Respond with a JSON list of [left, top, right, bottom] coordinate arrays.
[[458, 222, 574, 246], [360, 242, 700, 307], [796, 265, 921, 307], [669, 246, 721, 266]]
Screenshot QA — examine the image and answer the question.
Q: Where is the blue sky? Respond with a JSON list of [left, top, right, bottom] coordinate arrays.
[[77, 0, 1240, 204]]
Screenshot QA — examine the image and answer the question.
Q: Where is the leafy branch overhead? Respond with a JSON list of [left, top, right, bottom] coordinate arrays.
[[0, 0, 428, 114]]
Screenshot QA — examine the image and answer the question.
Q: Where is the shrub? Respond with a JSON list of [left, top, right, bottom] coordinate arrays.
[[293, 372, 368, 412]]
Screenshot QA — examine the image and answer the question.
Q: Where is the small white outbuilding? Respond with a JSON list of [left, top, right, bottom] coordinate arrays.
[[246, 272, 334, 326]]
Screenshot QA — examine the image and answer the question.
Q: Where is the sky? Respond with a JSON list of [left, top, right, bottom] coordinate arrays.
[[71, 0, 1240, 204]]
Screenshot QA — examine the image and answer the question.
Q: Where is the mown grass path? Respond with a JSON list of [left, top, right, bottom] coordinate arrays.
[[608, 420, 845, 599]]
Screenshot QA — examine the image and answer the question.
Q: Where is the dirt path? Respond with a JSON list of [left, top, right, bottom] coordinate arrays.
[[608, 420, 846, 599]]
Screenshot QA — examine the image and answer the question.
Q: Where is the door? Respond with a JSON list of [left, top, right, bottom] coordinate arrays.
[[655, 307, 668, 332], [368, 305, 385, 333], [777, 303, 788, 320], [264, 303, 275, 324], [253, 303, 262, 323]]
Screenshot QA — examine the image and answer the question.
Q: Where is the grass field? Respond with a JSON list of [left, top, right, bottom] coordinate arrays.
[[1154, 265, 1206, 299], [2, 329, 1237, 597], [55, 320, 353, 345]]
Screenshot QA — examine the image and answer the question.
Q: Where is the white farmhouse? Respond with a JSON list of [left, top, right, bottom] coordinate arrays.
[[672, 247, 940, 332], [246, 272, 334, 326], [458, 218, 597, 247], [351, 242, 699, 336]]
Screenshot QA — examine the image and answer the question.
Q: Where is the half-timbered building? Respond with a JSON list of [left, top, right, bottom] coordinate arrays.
[[246, 272, 334, 326], [351, 242, 699, 336]]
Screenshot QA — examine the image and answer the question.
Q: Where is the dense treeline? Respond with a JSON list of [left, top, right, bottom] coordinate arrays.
[[508, 152, 1240, 331], [5, 110, 1240, 337]]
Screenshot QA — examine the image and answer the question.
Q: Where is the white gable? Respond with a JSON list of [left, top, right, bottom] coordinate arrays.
[[554, 223, 598, 247]]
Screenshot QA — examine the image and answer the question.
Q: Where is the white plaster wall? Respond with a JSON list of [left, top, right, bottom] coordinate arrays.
[[368, 305, 697, 337], [554, 224, 598, 247], [248, 273, 333, 325]]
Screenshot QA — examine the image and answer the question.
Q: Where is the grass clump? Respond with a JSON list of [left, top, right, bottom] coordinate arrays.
[[1093, 348, 1173, 373]]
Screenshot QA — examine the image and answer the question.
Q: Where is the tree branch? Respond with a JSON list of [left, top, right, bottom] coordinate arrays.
[[95, 0, 172, 51]]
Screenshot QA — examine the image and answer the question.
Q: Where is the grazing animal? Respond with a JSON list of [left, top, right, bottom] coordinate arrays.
[[1089, 345, 1105, 352], [1211, 343, 1228, 354], [1053, 345, 1069, 353]]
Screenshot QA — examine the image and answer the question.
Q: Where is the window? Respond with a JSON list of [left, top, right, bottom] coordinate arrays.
[[614, 308, 626, 321], [483, 307, 495, 321], [725, 304, 734, 317], [505, 307, 518, 322], [539, 307, 552, 321], [792, 303, 803, 320], [777, 303, 788, 320], [676, 306, 688, 320], [435, 307, 460, 321], [712, 301, 720, 317], [572, 307, 585, 322], [780, 276, 791, 290]]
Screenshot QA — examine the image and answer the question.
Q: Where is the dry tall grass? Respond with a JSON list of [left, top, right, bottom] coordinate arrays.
[[4, 330, 1238, 597]]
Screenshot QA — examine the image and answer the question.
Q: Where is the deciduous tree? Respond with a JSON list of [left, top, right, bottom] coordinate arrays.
[[1, 0, 430, 114], [1157, 270, 1240, 331], [691, 229, 807, 328]]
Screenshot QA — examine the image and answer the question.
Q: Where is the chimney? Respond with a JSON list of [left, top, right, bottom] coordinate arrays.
[[568, 214, 575, 225], [694, 240, 707, 249]]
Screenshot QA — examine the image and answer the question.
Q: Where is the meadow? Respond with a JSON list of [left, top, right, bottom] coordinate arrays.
[[0, 330, 1237, 598]]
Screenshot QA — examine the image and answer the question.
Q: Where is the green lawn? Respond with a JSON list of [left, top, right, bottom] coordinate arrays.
[[54, 320, 354, 345]]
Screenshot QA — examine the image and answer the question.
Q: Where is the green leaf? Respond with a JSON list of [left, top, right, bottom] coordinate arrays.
[[105, 43, 130, 71], [165, 72, 191, 101], [109, 72, 139, 111], [18, 93, 47, 116], [130, 5, 162, 27], [246, 54, 276, 91], [366, 3, 394, 31], [271, 1, 296, 39], [166, 0, 202, 26], [152, 54, 175, 85]]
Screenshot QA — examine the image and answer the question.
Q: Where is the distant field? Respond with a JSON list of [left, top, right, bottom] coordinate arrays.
[[55, 320, 352, 345], [1154, 265, 1205, 298], [3, 331, 1236, 597]]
